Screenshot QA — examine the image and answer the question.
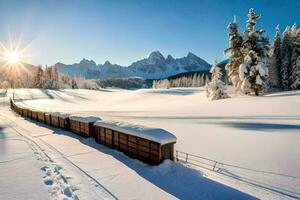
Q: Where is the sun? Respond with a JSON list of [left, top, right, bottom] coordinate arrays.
[[6, 51, 20, 64]]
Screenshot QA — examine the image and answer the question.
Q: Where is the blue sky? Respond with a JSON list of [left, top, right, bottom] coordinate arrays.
[[0, 0, 299, 66]]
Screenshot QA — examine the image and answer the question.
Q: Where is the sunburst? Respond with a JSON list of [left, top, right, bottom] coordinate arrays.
[[0, 36, 34, 84]]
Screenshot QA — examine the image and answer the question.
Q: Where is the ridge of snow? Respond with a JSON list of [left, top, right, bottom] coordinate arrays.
[[69, 115, 101, 123]]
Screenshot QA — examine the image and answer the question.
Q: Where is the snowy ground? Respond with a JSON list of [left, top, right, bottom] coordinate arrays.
[[2, 87, 300, 199], [0, 91, 255, 200]]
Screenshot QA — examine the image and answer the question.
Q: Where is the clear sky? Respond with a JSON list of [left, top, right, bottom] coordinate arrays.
[[0, 0, 299, 66]]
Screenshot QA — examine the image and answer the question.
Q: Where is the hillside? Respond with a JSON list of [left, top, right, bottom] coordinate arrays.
[[0, 62, 37, 87]]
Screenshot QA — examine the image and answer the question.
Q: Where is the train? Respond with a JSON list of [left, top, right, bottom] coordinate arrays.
[[10, 98, 176, 165]]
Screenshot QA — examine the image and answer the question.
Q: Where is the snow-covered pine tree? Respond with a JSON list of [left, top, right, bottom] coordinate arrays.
[[291, 56, 300, 89], [291, 30, 300, 90], [33, 66, 44, 88], [280, 26, 292, 90], [239, 8, 270, 96], [71, 79, 78, 89], [224, 17, 243, 89], [206, 62, 229, 100], [52, 66, 59, 89], [269, 25, 282, 88], [44, 66, 52, 89]]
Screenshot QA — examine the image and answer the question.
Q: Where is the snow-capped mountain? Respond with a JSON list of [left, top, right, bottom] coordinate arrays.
[[55, 51, 211, 80]]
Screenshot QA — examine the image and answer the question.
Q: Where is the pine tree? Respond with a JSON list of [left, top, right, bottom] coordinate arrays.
[[224, 17, 244, 89], [44, 66, 52, 89], [291, 30, 300, 89], [239, 8, 270, 96], [206, 62, 229, 100], [71, 79, 78, 89], [33, 66, 44, 88], [280, 26, 292, 90], [269, 25, 282, 88], [52, 66, 59, 89]]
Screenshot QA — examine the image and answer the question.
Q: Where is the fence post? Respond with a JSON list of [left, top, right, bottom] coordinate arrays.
[[185, 153, 189, 162], [176, 150, 178, 161], [213, 162, 217, 171]]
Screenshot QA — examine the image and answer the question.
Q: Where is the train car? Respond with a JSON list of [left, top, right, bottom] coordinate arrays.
[[69, 115, 101, 137], [31, 110, 38, 121], [37, 111, 46, 123], [51, 112, 70, 130], [45, 113, 51, 126], [94, 121, 177, 165]]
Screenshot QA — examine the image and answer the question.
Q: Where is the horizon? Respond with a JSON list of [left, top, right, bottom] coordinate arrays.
[[0, 0, 299, 66]]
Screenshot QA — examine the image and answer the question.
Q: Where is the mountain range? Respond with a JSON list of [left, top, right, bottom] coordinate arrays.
[[55, 51, 211, 80]]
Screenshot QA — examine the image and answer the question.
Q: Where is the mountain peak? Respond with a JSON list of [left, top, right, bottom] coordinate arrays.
[[166, 55, 175, 61], [79, 58, 96, 65], [187, 52, 198, 58], [148, 51, 165, 60], [103, 61, 112, 66]]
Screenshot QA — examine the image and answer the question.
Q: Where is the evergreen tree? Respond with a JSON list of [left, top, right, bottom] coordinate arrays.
[[206, 62, 229, 100], [71, 79, 78, 89], [239, 8, 270, 96], [280, 26, 292, 90], [224, 17, 244, 89], [33, 66, 44, 88], [44, 66, 52, 89], [291, 56, 300, 90], [52, 66, 59, 89], [291, 30, 300, 89], [269, 25, 282, 88]]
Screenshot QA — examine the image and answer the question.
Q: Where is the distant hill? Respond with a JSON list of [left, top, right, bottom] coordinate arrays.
[[0, 62, 37, 87], [55, 51, 211, 80]]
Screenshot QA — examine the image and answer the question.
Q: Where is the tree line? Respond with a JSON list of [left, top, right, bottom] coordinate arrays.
[[32, 65, 78, 89], [152, 73, 210, 89], [155, 8, 300, 101], [225, 8, 300, 96]]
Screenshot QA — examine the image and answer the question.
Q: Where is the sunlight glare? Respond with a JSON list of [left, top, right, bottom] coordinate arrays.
[[6, 51, 20, 64]]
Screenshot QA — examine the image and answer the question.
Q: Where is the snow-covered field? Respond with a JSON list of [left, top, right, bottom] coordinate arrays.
[[2, 87, 300, 199]]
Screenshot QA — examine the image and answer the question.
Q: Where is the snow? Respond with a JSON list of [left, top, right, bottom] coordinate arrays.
[[255, 75, 263, 85], [239, 63, 248, 80], [94, 120, 177, 145], [255, 62, 268, 77], [0, 138, 50, 200], [50, 112, 70, 119], [0, 98, 253, 200], [69, 115, 101, 123], [5, 88, 300, 199], [56, 52, 211, 80]]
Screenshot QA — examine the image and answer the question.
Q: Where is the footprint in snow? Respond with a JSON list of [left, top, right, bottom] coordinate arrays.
[[64, 187, 73, 197], [41, 166, 49, 171], [44, 178, 54, 186]]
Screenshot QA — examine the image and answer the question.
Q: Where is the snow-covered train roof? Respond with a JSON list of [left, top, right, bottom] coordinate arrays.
[[94, 120, 177, 145], [51, 112, 70, 119], [69, 115, 101, 123]]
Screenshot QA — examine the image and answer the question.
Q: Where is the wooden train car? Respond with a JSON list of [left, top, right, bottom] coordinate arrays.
[[22, 108, 28, 118], [94, 121, 177, 165], [45, 113, 51, 126], [31, 110, 38, 121], [37, 111, 46, 123], [51, 112, 70, 130], [69, 115, 101, 137]]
